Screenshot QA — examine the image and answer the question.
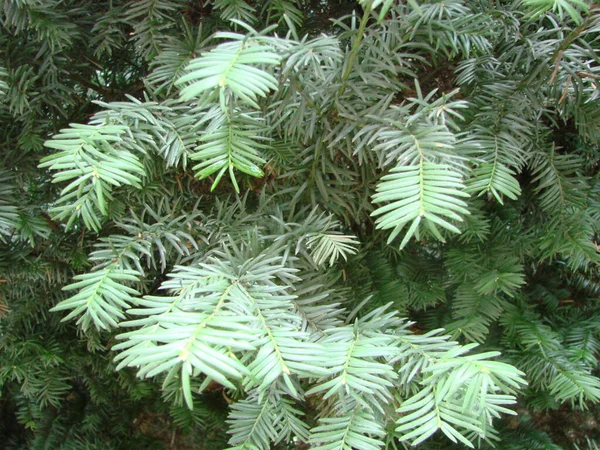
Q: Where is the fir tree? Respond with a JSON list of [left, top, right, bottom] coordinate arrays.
[[1, 0, 599, 449]]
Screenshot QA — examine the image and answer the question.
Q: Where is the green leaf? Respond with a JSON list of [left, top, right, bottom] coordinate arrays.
[[0, 67, 8, 98], [306, 232, 359, 267], [40, 124, 145, 231], [51, 266, 141, 331], [467, 162, 521, 204], [309, 406, 385, 450], [177, 36, 280, 107], [522, 0, 589, 23], [191, 108, 267, 191], [372, 161, 469, 247]]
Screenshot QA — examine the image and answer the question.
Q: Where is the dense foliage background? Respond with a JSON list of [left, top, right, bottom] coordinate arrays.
[[1, 0, 599, 448]]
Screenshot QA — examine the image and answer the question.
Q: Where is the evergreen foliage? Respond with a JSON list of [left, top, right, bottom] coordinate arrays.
[[1, 0, 599, 448]]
